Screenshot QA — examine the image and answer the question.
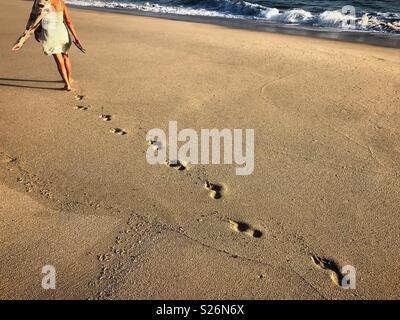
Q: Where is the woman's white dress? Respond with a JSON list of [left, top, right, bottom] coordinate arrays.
[[40, 5, 71, 55]]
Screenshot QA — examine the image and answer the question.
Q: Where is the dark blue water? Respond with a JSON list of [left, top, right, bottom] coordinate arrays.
[[66, 0, 400, 34]]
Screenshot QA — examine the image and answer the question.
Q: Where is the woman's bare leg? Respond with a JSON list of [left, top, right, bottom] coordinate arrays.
[[62, 53, 73, 85], [53, 53, 71, 91]]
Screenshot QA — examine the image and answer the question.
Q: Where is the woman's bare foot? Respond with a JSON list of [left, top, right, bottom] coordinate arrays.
[[63, 78, 73, 91], [69, 79, 74, 85]]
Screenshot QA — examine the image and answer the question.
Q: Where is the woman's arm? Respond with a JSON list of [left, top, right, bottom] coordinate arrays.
[[12, 0, 49, 51], [63, 0, 83, 46]]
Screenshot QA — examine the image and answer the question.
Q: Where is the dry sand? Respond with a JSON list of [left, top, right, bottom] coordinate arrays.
[[1, 0, 400, 299]]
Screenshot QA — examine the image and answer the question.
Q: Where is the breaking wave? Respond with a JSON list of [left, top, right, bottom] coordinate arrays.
[[65, 0, 400, 33]]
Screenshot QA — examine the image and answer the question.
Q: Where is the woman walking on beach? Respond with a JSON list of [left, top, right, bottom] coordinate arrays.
[[13, 0, 84, 91]]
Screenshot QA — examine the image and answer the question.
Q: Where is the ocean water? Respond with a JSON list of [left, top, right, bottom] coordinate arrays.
[[65, 0, 400, 34]]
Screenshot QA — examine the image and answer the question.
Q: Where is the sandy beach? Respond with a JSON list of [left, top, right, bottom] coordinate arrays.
[[1, 0, 400, 300]]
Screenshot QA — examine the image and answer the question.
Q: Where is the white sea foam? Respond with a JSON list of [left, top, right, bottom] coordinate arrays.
[[258, 8, 313, 23], [65, 0, 400, 33], [318, 10, 356, 27], [65, 1, 238, 17]]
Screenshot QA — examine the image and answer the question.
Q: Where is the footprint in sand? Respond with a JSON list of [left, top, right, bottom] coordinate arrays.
[[74, 105, 90, 111], [147, 139, 162, 151], [74, 94, 85, 101], [204, 181, 224, 199], [100, 114, 112, 122], [110, 128, 127, 136], [311, 255, 343, 286], [165, 160, 187, 171], [228, 219, 263, 238]]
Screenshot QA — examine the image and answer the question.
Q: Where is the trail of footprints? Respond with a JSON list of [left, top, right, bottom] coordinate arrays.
[[151, 137, 263, 240], [70, 95, 346, 291], [72, 95, 126, 136], [150, 139, 349, 289]]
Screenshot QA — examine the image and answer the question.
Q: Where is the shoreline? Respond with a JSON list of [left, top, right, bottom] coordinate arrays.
[[68, 4, 400, 48]]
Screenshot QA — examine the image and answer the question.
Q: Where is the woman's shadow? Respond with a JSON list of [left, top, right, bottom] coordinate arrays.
[[0, 78, 64, 90]]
